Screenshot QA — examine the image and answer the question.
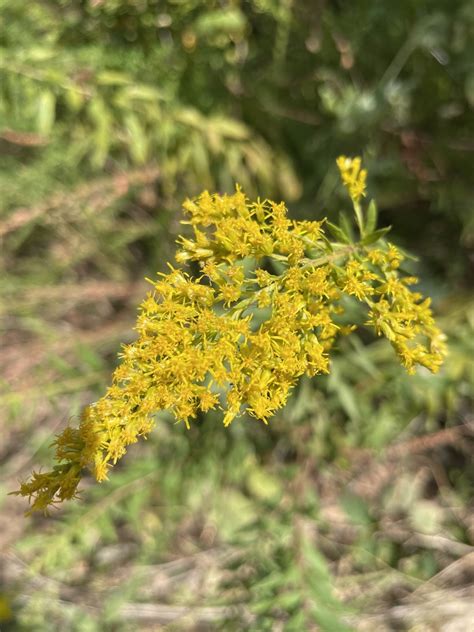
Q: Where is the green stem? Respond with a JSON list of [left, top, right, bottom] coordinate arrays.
[[300, 243, 363, 269], [353, 201, 365, 237]]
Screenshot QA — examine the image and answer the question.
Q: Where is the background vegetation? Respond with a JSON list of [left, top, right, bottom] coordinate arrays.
[[1, 1, 473, 629]]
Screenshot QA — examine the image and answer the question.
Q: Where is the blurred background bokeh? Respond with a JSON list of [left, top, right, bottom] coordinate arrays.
[[0, 1, 473, 630]]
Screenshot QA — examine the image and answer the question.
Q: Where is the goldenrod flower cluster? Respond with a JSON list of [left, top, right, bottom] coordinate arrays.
[[15, 157, 447, 513], [336, 155, 367, 202]]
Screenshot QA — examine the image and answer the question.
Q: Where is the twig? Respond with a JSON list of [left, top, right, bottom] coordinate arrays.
[[0, 166, 160, 238], [0, 280, 146, 311], [0, 129, 49, 146], [118, 602, 250, 625], [379, 523, 474, 557]]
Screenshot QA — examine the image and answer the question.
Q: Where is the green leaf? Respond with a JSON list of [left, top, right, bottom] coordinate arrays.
[[246, 467, 282, 503], [273, 590, 301, 610], [277, 157, 302, 201], [175, 107, 206, 130], [287, 610, 306, 629], [341, 493, 372, 526], [194, 9, 246, 36], [75, 343, 105, 372], [64, 89, 84, 113], [362, 226, 391, 245], [326, 221, 351, 244], [210, 116, 249, 140], [301, 542, 333, 584], [122, 84, 164, 102], [313, 607, 352, 632], [87, 98, 111, 167], [366, 199, 378, 234], [124, 113, 149, 164], [37, 91, 56, 135], [211, 490, 256, 538], [96, 71, 130, 86], [339, 211, 355, 242], [328, 369, 360, 421]]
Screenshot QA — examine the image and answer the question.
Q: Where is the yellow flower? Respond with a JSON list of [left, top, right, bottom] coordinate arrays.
[[14, 157, 447, 514], [336, 155, 367, 202]]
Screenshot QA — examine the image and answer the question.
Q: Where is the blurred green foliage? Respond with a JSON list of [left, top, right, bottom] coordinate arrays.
[[1, 1, 473, 630]]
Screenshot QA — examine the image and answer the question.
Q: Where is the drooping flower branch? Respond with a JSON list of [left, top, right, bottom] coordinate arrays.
[[14, 157, 447, 513]]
